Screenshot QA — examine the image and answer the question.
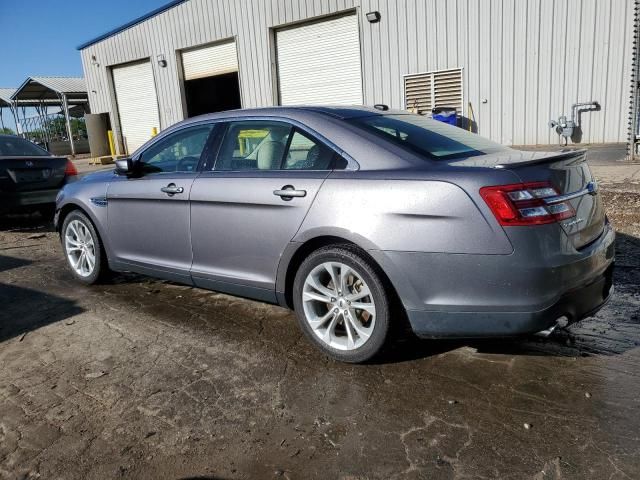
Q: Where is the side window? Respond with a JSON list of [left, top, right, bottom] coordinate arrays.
[[214, 121, 292, 171], [283, 130, 336, 170], [139, 124, 214, 174]]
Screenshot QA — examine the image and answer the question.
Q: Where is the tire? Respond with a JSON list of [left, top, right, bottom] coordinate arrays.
[[61, 210, 108, 284], [292, 245, 391, 363]]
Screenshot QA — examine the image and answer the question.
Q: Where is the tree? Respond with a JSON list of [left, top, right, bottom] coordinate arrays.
[[0, 127, 15, 135], [44, 116, 86, 138]]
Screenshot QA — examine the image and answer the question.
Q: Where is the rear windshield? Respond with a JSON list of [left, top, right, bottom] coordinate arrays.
[[0, 136, 50, 156], [348, 114, 508, 161]]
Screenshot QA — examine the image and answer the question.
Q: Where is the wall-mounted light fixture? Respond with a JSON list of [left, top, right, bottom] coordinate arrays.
[[157, 54, 167, 68], [90, 55, 100, 67], [366, 11, 381, 23]]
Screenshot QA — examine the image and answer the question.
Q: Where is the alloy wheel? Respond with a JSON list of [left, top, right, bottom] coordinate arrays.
[[302, 261, 376, 351], [65, 219, 96, 277]]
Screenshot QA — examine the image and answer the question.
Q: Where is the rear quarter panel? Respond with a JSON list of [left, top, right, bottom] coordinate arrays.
[[295, 173, 513, 255]]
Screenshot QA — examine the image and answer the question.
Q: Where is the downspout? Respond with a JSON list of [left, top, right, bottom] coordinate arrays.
[[629, 0, 640, 161]]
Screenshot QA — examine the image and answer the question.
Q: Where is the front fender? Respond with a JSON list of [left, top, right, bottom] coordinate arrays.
[[56, 179, 112, 259]]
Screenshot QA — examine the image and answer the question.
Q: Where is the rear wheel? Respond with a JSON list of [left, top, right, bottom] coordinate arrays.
[[292, 245, 390, 363], [61, 211, 108, 284]]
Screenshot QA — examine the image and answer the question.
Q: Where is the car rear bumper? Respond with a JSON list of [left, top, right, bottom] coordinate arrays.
[[404, 265, 613, 338], [370, 222, 615, 338], [0, 189, 59, 211]]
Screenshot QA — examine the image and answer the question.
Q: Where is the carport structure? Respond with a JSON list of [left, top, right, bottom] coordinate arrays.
[[10, 76, 89, 155], [0, 88, 19, 131], [0, 87, 60, 134], [0, 87, 59, 132]]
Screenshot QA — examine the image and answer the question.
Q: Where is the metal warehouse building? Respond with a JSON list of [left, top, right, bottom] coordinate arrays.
[[78, 0, 637, 155]]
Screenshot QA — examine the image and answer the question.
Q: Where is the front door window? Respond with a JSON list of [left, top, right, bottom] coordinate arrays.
[[138, 124, 214, 174]]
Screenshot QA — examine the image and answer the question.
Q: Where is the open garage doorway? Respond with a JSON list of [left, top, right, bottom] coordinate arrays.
[[181, 40, 241, 118], [184, 71, 240, 117]]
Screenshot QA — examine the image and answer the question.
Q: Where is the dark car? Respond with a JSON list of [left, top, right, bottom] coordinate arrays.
[[0, 134, 78, 218]]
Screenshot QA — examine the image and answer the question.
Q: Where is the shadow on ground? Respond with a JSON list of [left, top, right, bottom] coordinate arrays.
[[0, 211, 54, 233], [0, 251, 83, 342], [0, 281, 84, 342]]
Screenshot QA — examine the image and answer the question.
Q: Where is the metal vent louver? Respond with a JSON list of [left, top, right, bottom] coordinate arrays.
[[404, 68, 463, 115], [404, 73, 433, 114]]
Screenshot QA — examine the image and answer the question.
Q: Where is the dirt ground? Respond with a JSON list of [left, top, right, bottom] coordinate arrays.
[[1, 158, 640, 479]]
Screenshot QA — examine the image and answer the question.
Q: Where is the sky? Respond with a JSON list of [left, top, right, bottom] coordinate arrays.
[[0, 0, 164, 87], [0, 0, 164, 129]]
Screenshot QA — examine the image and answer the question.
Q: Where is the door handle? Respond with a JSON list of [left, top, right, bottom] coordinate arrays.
[[273, 185, 307, 200], [161, 183, 184, 195]]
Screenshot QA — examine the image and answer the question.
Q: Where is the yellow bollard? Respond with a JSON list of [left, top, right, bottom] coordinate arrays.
[[107, 130, 116, 156], [151, 127, 158, 137]]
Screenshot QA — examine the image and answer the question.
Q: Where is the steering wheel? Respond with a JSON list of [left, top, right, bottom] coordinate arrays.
[[176, 156, 199, 172]]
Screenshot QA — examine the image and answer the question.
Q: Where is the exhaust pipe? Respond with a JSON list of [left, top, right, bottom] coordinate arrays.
[[535, 324, 557, 338], [534, 316, 569, 338]]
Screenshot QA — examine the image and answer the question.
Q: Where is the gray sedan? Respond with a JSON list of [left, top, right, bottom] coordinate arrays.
[[55, 106, 614, 363]]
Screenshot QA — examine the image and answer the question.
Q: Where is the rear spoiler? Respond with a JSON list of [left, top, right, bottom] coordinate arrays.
[[494, 149, 587, 169]]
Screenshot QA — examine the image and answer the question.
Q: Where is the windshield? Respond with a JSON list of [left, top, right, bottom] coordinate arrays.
[[348, 114, 509, 161], [0, 136, 50, 156]]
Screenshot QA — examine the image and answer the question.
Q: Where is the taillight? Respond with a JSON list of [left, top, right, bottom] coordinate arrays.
[[64, 160, 78, 177], [480, 182, 575, 226]]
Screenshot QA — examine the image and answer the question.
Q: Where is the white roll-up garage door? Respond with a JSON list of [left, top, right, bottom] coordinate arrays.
[[112, 60, 160, 154], [276, 14, 363, 105], [182, 41, 238, 81]]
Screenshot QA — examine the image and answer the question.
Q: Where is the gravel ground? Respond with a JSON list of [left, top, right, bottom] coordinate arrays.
[[0, 162, 639, 480]]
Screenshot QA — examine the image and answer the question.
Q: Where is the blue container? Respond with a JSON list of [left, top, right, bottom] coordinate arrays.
[[432, 107, 458, 126]]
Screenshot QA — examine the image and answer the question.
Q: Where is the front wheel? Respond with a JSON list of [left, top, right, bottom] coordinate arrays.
[[292, 245, 391, 363], [61, 210, 107, 284]]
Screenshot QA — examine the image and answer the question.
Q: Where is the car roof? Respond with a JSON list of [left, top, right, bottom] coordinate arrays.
[[150, 105, 425, 171], [180, 105, 408, 125]]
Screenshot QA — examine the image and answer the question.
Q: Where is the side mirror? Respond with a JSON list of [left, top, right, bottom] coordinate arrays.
[[115, 157, 134, 175]]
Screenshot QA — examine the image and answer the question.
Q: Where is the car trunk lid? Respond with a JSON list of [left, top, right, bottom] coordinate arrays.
[[495, 150, 605, 249], [0, 156, 68, 192]]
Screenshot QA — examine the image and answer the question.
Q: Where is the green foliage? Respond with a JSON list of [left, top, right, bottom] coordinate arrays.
[[44, 117, 86, 136], [0, 127, 14, 135]]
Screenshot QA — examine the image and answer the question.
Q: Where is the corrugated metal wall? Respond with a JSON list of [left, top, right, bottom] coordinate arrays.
[[81, 0, 634, 148]]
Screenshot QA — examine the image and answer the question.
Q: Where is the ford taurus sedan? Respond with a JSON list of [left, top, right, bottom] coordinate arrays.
[[0, 134, 78, 218], [54, 106, 614, 363]]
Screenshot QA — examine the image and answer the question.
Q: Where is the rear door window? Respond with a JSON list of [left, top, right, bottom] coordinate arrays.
[[213, 121, 345, 171], [283, 130, 335, 170], [214, 121, 292, 171]]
